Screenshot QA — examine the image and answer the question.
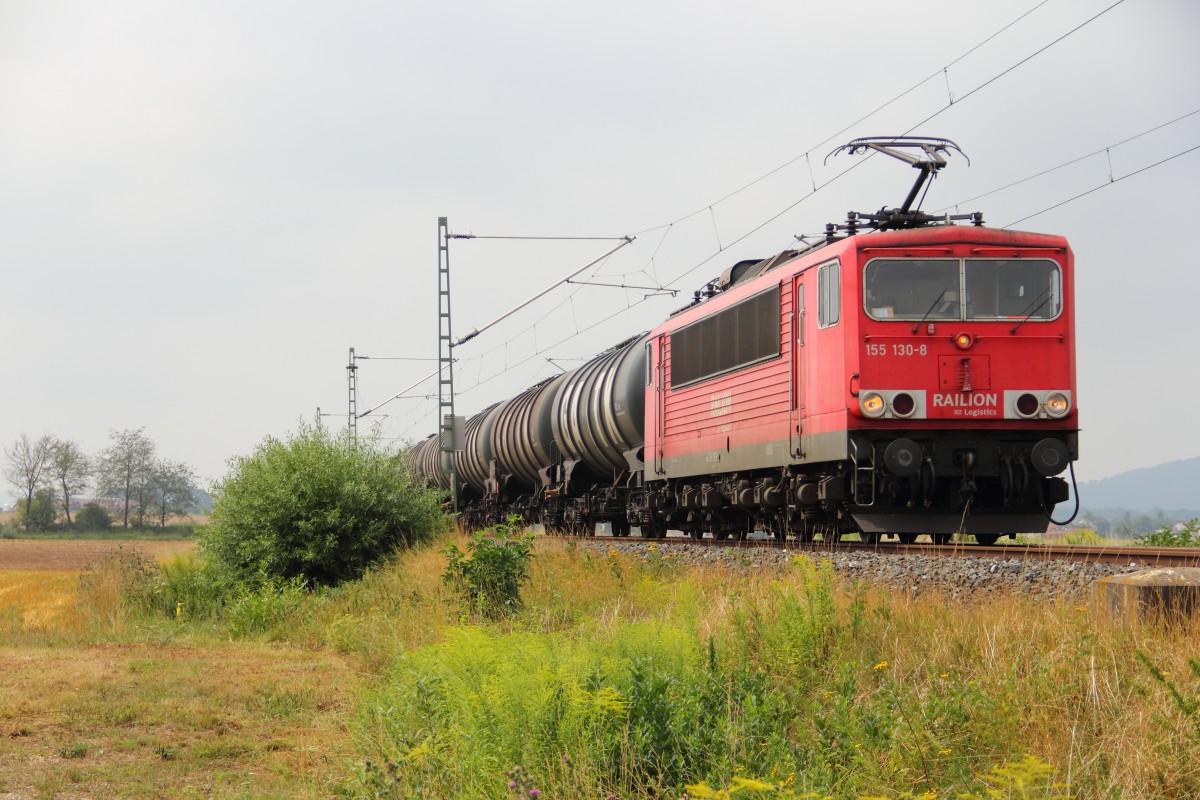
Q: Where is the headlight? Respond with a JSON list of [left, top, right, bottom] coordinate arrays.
[[861, 392, 886, 418], [1015, 393, 1040, 418], [1044, 392, 1070, 418], [953, 332, 974, 350], [890, 392, 916, 418]]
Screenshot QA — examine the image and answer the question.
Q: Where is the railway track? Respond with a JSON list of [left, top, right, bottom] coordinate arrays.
[[547, 532, 1200, 568]]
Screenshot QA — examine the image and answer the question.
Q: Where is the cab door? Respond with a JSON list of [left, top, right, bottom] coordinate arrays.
[[653, 333, 667, 475], [790, 277, 806, 458]]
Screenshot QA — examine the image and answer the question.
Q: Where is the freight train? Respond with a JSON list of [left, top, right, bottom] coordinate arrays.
[[409, 138, 1078, 544]]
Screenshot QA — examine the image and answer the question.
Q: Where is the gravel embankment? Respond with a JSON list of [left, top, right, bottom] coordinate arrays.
[[571, 539, 1147, 600]]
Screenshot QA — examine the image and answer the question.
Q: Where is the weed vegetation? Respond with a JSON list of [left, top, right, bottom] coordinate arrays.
[[2, 526, 1199, 798]]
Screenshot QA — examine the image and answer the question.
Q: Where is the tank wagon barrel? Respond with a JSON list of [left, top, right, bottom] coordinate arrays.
[[553, 334, 647, 478]]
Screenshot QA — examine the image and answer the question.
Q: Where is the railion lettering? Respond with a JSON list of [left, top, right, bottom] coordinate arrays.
[[932, 392, 998, 408]]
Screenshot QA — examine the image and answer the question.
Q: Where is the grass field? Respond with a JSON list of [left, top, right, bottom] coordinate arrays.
[[1, 534, 1198, 799], [0, 537, 357, 799]]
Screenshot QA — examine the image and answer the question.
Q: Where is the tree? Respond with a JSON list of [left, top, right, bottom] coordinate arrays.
[[47, 438, 91, 527], [96, 428, 156, 528], [145, 459, 199, 528], [201, 421, 446, 587], [4, 434, 54, 532], [75, 502, 113, 531], [13, 487, 57, 532]]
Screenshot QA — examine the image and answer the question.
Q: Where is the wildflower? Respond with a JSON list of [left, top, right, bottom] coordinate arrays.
[[1075, 606, 1087, 612], [509, 781, 517, 789], [940, 748, 951, 755], [822, 690, 834, 698], [873, 660, 888, 671], [529, 790, 540, 798], [731, 777, 775, 791], [854, 743, 862, 749], [940, 672, 949, 679], [175, 602, 182, 618]]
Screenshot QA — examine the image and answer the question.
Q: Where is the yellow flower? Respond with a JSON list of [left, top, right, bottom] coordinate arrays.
[[873, 660, 889, 671], [731, 777, 775, 791], [854, 743, 862, 749], [822, 690, 834, 699], [940, 672, 949, 679]]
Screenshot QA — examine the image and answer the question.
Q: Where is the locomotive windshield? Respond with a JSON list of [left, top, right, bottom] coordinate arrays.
[[864, 258, 1061, 322]]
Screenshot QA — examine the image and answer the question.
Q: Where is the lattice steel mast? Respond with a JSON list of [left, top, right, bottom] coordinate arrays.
[[437, 217, 458, 511]]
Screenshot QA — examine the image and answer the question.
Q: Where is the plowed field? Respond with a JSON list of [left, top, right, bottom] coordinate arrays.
[[0, 538, 196, 571]]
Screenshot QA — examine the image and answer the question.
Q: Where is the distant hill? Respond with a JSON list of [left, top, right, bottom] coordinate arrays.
[[1078, 456, 1200, 518]]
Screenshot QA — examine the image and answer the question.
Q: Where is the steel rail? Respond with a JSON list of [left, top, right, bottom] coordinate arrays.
[[543, 532, 1200, 568]]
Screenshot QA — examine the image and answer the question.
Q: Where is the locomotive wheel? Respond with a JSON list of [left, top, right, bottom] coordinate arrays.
[[898, 533, 918, 545], [974, 534, 1000, 546], [860, 532, 880, 545], [638, 522, 664, 539], [612, 519, 631, 537], [931, 533, 952, 545], [687, 526, 704, 541]]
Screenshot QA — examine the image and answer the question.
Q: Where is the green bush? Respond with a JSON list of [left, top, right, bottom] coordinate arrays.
[[1062, 528, 1105, 545], [74, 502, 113, 531], [201, 422, 446, 588], [442, 518, 534, 619], [1136, 518, 1200, 547]]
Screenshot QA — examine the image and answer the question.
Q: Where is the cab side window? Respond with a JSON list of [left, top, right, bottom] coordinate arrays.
[[818, 261, 840, 328]]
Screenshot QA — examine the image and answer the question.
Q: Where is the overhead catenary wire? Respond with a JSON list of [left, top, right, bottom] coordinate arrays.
[[629, 0, 1055, 238], [386, 0, 1139, 439], [1003, 142, 1200, 228], [897, 0, 1128, 136], [936, 107, 1200, 212], [452, 236, 636, 346]]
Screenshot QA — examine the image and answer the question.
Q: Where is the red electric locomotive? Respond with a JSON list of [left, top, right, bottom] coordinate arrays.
[[636, 138, 1077, 543], [415, 137, 1078, 543]]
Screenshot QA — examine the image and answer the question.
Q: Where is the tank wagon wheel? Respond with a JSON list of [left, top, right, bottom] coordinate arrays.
[[860, 532, 881, 545], [612, 518, 631, 538], [686, 525, 704, 541], [897, 533, 918, 545], [931, 533, 952, 545], [974, 534, 1000, 546]]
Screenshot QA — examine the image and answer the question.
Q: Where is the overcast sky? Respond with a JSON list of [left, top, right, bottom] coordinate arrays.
[[2, 0, 1197, 501]]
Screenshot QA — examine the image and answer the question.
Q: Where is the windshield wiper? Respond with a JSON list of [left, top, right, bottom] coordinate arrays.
[[912, 288, 954, 334], [1010, 286, 1055, 333]]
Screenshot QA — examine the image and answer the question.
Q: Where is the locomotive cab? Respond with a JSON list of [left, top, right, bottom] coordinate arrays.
[[845, 229, 1078, 538]]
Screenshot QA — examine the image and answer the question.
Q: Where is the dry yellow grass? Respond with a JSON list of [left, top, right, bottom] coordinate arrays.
[[0, 569, 81, 631], [0, 641, 359, 798]]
